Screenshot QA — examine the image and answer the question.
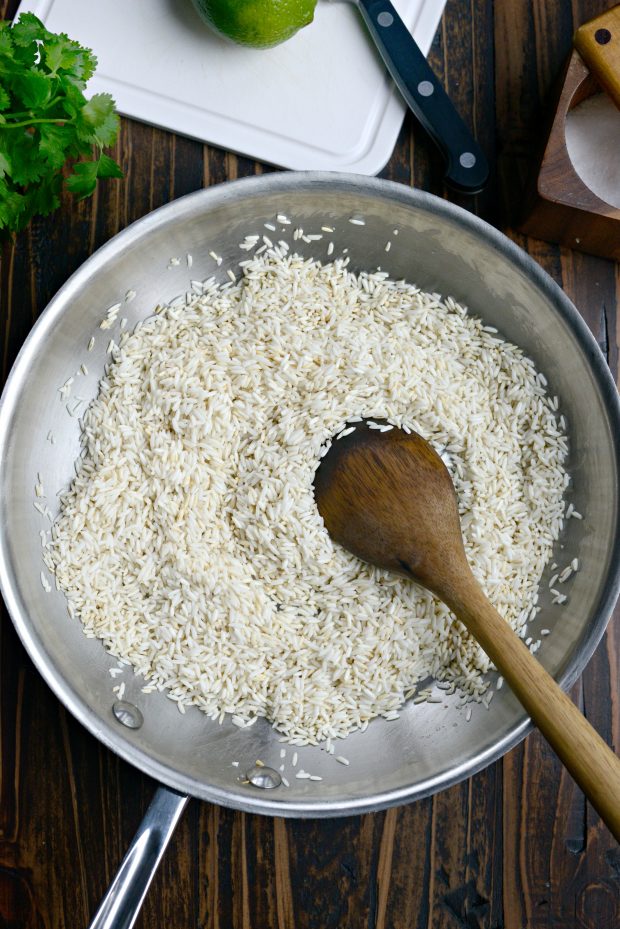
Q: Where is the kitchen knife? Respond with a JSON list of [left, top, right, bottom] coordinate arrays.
[[333, 0, 489, 193]]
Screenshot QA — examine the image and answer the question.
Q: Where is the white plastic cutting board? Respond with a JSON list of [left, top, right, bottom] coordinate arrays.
[[15, 0, 447, 174]]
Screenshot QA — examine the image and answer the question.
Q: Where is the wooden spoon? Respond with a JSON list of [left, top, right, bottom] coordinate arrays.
[[314, 421, 620, 840]]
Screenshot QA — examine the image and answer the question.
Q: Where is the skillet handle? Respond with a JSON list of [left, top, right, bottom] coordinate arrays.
[[87, 786, 189, 929]]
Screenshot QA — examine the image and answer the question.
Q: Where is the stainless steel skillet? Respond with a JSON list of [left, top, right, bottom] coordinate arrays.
[[0, 173, 618, 927]]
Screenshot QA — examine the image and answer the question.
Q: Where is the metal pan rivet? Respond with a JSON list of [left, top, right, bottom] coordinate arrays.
[[246, 765, 282, 789], [113, 700, 144, 729]]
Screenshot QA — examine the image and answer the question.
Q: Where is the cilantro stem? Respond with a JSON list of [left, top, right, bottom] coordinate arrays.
[[7, 99, 62, 120], [3, 118, 70, 129]]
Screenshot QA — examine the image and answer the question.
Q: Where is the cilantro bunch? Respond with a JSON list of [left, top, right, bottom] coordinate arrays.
[[0, 13, 123, 235]]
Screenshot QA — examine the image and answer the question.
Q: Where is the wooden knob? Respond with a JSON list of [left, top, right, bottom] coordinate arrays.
[[574, 5, 620, 110]]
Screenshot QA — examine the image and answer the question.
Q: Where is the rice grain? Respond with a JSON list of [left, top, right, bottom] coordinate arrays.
[[47, 250, 570, 744]]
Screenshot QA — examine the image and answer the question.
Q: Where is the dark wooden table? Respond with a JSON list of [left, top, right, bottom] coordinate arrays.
[[1, 1, 619, 926]]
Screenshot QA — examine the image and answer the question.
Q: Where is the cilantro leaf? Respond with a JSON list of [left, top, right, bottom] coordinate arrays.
[[8, 14, 44, 71], [54, 72, 89, 116], [39, 123, 74, 170], [65, 160, 98, 199], [44, 33, 97, 80], [44, 33, 76, 74], [5, 131, 47, 185], [25, 171, 62, 218], [66, 151, 124, 200], [0, 151, 11, 178], [0, 15, 123, 235], [0, 31, 12, 60], [0, 178, 26, 231], [97, 152, 123, 179], [76, 93, 119, 146], [11, 13, 48, 47], [7, 39, 37, 72], [68, 47, 98, 83], [12, 68, 53, 109]]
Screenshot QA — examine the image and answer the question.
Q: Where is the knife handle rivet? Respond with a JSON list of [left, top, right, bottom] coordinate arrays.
[[377, 11, 394, 27], [459, 152, 477, 169], [417, 80, 434, 97]]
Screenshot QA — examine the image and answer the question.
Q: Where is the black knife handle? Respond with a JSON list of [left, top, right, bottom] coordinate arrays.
[[357, 0, 489, 193]]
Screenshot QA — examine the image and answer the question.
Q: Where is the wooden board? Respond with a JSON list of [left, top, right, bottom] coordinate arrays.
[[1, 1, 619, 927]]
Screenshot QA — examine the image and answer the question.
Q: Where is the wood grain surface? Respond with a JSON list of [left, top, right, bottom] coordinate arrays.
[[1, 1, 619, 927]]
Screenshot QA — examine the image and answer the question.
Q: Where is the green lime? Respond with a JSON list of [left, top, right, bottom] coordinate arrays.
[[192, 0, 317, 49]]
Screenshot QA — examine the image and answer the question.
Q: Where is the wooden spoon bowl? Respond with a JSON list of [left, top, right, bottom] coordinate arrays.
[[314, 420, 620, 841]]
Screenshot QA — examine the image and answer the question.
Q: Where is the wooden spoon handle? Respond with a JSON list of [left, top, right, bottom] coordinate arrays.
[[446, 574, 620, 841]]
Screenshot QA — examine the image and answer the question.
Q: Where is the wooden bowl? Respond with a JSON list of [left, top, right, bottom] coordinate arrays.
[[520, 50, 620, 261]]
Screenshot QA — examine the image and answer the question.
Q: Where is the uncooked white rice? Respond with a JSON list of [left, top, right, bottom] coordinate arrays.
[[46, 249, 569, 744]]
